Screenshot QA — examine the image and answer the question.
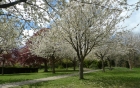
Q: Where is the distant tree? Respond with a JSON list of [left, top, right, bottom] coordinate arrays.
[[28, 28, 63, 73], [94, 37, 118, 72], [59, 43, 77, 71], [24, 29, 50, 71], [116, 31, 140, 69], [94, 45, 110, 72], [15, 46, 44, 68], [0, 17, 22, 75]]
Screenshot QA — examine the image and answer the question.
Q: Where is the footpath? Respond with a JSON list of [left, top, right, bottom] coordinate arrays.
[[0, 70, 99, 88]]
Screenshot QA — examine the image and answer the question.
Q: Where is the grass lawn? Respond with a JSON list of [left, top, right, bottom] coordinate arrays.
[[0, 68, 78, 84], [15, 67, 140, 88]]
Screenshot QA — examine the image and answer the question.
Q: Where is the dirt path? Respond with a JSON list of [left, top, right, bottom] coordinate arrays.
[[0, 70, 99, 88]]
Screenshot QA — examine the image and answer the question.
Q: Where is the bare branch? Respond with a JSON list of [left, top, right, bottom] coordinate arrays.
[[0, 0, 27, 8]]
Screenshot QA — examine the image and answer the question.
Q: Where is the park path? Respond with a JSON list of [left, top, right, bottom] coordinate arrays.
[[0, 69, 99, 88]]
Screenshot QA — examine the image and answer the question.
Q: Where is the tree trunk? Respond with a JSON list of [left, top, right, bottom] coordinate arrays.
[[73, 61, 76, 71], [109, 62, 112, 70], [73, 58, 76, 71], [52, 56, 55, 74], [66, 59, 68, 70], [2, 60, 5, 75], [101, 58, 105, 72], [79, 59, 84, 79], [107, 58, 112, 70], [128, 58, 132, 70], [127, 52, 133, 70], [44, 60, 48, 72]]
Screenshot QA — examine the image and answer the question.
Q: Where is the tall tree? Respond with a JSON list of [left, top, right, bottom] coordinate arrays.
[[54, 1, 123, 79]]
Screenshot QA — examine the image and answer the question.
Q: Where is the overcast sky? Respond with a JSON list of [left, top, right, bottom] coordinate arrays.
[[124, 0, 140, 33]]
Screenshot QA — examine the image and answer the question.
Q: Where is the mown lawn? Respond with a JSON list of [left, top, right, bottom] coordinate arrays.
[[15, 67, 140, 88], [0, 68, 78, 84]]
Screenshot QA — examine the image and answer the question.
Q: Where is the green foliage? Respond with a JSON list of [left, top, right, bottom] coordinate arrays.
[[57, 65, 64, 69], [84, 60, 107, 69], [109, 59, 115, 67], [13, 63, 22, 68], [84, 59, 92, 68], [56, 59, 75, 69], [116, 59, 130, 68]]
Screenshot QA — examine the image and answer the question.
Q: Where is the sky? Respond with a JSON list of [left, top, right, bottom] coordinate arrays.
[[123, 0, 140, 33]]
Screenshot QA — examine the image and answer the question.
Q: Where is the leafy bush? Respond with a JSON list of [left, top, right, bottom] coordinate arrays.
[[83, 60, 102, 69]]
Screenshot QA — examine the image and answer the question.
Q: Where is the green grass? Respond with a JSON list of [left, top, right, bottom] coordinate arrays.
[[15, 67, 140, 88], [0, 68, 78, 84]]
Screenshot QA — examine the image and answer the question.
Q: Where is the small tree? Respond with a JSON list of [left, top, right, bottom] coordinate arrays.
[[94, 45, 110, 72], [94, 37, 117, 72]]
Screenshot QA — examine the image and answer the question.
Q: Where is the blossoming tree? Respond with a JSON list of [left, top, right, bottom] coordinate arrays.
[[0, 17, 22, 75], [28, 28, 63, 73], [53, 0, 123, 79]]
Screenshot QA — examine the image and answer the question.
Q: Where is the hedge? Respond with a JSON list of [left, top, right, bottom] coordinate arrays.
[[0, 67, 38, 74]]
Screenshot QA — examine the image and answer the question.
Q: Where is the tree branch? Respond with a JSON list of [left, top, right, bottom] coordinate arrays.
[[0, 0, 27, 8]]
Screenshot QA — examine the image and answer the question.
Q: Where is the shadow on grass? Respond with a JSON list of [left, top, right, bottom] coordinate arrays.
[[83, 68, 140, 88], [30, 81, 49, 86], [88, 76, 140, 88], [40, 69, 79, 76]]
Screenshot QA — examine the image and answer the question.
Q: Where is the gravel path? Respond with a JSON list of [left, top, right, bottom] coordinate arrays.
[[0, 70, 99, 88]]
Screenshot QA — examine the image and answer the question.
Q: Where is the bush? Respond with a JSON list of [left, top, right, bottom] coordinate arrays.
[[84, 60, 101, 69], [57, 65, 64, 69], [60, 61, 73, 68]]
